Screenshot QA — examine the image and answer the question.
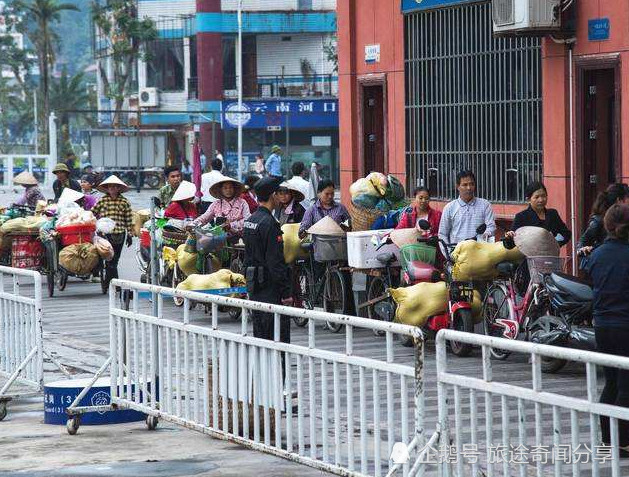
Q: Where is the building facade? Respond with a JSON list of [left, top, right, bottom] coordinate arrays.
[[96, 0, 339, 179]]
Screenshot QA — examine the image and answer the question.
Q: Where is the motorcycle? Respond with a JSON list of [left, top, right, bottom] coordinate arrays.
[[365, 220, 487, 356], [530, 271, 596, 373]]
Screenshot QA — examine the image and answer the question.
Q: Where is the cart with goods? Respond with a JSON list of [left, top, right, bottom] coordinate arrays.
[[40, 209, 114, 297], [0, 208, 50, 272]]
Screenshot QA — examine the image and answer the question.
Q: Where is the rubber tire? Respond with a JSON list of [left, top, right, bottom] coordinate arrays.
[[66, 417, 80, 435], [146, 414, 159, 430], [172, 267, 184, 307], [400, 335, 414, 347], [47, 272, 55, 298], [482, 285, 512, 360], [293, 265, 313, 327], [99, 266, 108, 294], [366, 275, 390, 336], [324, 268, 346, 333], [57, 270, 68, 291], [146, 174, 161, 189], [449, 308, 474, 357], [529, 316, 568, 374], [0, 402, 7, 421]]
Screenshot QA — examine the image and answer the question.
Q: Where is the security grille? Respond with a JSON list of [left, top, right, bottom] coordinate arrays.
[[404, 1, 542, 204]]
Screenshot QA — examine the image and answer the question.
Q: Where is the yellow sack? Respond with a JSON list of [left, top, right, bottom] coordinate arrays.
[[176, 269, 246, 292], [282, 223, 308, 264], [451, 241, 524, 281], [132, 209, 150, 237], [59, 243, 100, 276], [176, 244, 198, 277], [1, 216, 46, 234], [366, 172, 388, 196], [349, 177, 379, 199], [163, 246, 177, 269], [390, 282, 483, 327]]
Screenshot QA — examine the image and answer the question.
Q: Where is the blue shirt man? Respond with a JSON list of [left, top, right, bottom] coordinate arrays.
[[265, 145, 282, 177]]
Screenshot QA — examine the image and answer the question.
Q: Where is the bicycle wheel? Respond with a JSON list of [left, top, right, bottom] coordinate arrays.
[[324, 268, 346, 333], [449, 308, 474, 357], [366, 275, 393, 336], [172, 266, 184, 307], [47, 272, 55, 298], [293, 264, 313, 327], [482, 284, 513, 360], [57, 270, 68, 291], [99, 265, 108, 294]]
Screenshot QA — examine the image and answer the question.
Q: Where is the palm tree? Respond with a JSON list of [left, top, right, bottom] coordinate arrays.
[[16, 0, 79, 150], [50, 66, 90, 155]]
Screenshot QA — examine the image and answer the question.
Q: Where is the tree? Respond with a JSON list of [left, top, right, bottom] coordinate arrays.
[[92, 0, 157, 127], [12, 0, 80, 151], [50, 66, 90, 155]]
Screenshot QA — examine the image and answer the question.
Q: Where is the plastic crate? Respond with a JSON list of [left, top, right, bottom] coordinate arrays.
[[57, 223, 95, 246]]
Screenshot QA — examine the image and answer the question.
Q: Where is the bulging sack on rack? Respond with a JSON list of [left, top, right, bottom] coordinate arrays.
[[1, 216, 46, 234], [59, 243, 99, 276], [93, 236, 114, 261], [176, 269, 246, 292], [391, 281, 483, 327], [282, 223, 309, 264], [451, 240, 524, 281], [132, 209, 150, 237]]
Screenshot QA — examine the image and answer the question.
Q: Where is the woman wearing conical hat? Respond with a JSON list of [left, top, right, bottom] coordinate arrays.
[[13, 171, 45, 208], [91, 175, 134, 285], [189, 174, 250, 237], [164, 181, 199, 220], [272, 181, 305, 226]]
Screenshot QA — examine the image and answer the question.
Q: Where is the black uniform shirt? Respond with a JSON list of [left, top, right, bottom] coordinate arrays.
[[243, 205, 291, 299]]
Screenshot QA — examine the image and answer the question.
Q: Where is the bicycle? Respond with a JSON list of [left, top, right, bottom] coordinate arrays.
[[482, 254, 568, 362], [294, 241, 351, 332]]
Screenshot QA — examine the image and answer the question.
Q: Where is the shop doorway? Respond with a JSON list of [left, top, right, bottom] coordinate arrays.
[[362, 84, 385, 174], [579, 65, 620, 225]]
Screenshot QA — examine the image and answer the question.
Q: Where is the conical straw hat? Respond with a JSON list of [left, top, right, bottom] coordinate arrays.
[[13, 171, 39, 186], [58, 187, 84, 205], [307, 216, 346, 236], [389, 228, 421, 248], [171, 181, 197, 202], [97, 174, 130, 193]]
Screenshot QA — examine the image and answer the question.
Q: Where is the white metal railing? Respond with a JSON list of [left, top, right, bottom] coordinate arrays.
[[0, 266, 44, 420], [66, 279, 426, 477], [431, 329, 629, 477]]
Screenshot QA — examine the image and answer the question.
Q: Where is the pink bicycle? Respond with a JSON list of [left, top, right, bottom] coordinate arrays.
[[482, 255, 568, 360]]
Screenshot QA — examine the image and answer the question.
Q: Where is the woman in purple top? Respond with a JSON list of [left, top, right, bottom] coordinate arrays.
[[299, 179, 351, 238], [80, 174, 99, 210]]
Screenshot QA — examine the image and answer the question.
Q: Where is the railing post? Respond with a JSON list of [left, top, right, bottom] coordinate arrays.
[[413, 334, 425, 477]]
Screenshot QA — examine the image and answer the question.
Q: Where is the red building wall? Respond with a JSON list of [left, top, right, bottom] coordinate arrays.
[[543, 0, 629, 240], [337, 0, 406, 200]]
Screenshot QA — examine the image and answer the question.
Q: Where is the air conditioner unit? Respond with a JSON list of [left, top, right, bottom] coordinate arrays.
[[139, 87, 159, 107], [492, 0, 561, 35]]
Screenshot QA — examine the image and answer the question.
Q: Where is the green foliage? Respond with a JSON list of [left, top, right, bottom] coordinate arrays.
[[92, 0, 157, 114]]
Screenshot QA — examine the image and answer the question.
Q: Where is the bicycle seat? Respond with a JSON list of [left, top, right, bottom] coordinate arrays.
[[300, 242, 314, 251], [376, 252, 396, 265], [546, 272, 593, 302], [496, 261, 517, 277]]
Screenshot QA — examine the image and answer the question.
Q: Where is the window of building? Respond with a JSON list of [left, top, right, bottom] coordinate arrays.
[[298, 0, 313, 10], [404, 2, 542, 203], [223, 36, 236, 91], [146, 39, 185, 91]]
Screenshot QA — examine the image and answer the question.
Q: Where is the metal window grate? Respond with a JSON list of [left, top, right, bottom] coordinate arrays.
[[404, 2, 542, 204]]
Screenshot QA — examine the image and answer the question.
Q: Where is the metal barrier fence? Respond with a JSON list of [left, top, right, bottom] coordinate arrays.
[[0, 266, 44, 420], [0, 154, 54, 188], [67, 279, 426, 477], [431, 329, 629, 477]]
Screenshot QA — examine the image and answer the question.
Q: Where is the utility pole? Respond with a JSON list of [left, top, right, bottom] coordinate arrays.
[[237, 0, 243, 181], [34, 90, 38, 155]]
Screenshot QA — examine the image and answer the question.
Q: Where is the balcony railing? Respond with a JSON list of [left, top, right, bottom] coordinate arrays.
[[187, 74, 338, 101], [224, 74, 337, 99]]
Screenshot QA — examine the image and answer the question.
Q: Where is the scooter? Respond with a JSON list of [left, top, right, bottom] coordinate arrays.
[[529, 271, 596, 373]]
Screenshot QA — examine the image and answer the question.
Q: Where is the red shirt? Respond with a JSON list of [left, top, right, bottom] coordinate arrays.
[[395, 206, 442, 236], [241, 191, 258, 213], [164, 201, 199, 220]]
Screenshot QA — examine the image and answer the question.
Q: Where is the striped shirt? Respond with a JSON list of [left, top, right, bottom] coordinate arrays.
[[438, 197, 496, 245]]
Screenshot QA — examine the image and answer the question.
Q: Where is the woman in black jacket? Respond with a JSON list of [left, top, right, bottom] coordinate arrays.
[[578, 183, 629, 256], [584, 204, 629, 453], [511, 181, 571, 246]]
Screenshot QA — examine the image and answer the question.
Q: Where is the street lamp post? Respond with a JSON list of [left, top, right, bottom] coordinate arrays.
[[237, 0, 243, 181]]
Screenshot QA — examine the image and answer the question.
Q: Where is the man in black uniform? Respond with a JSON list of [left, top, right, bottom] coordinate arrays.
[[243, 176, 293, 342]]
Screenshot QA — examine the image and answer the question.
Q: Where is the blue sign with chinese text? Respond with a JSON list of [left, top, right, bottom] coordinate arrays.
[[588, 18, 610, 41], [221, 99, 338, 130], [401, 0, 476, 13]]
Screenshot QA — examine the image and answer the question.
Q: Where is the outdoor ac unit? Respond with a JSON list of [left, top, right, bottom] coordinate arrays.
[[492, 0, 561, 34], [139, 87, 159, 107]]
